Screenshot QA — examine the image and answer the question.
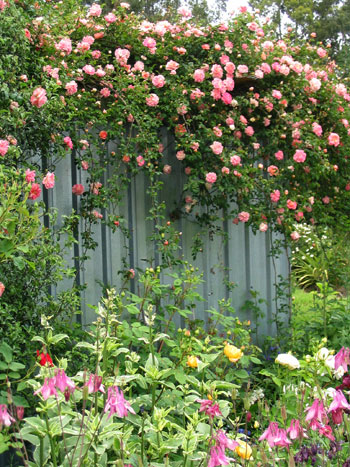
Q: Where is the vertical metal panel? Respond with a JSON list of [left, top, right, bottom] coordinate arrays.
[[47, 134, 289, 339]]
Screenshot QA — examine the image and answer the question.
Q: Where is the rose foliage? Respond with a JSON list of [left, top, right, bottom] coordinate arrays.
[[1, 0, 350, 244]]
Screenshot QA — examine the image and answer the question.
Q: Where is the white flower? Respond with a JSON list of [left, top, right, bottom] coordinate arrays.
[[275, 353, 300, 370]]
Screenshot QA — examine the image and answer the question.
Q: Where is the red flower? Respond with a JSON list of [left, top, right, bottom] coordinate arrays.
[[99, 131, 108, 140], [37, 350, 53, 367]]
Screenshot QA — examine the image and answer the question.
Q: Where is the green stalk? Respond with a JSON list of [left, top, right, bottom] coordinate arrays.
[[45, 414, 58, 467]]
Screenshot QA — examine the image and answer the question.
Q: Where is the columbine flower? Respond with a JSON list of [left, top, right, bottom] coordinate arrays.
[[34, 378, 58, 400], [0, 405, 15, 427], [328, 390, 350, 424], [259, 421, 280, 447], [197, 399, 222, 419], [287, 419, 305, 440], [305, 398, 328, 430], [37, 350, 53, 367], [334, 347, 350, 372], [86, 374, 105, 394], [54, 369, 75, 394], [104, 386, 135, 418], [275, 353, 300, 370]]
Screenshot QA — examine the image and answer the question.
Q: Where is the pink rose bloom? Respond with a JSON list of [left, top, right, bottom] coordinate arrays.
[[206, 172, 217, 184], [211, 64, 223, 78], [30, 87, 47, 108], [255, 69, 264, 79], [165, 60, 179, 73], [63, 136, 73, 149], [81, 161, 89, 170], [29, 183, 41, 200], [25, 169, 36, 183], [177, 6, 192, 17], [328, 133, 340, 146], [309, 78, 321, 92], [270, 190, 280, 203], [72, 184, 85, 195], [163, 164, 171, 174], [210, 141, 223, 155], [223, 77, 234, 91], [93, 210, 103, 219], [0, 282, 5, 297], [65, 81, 78, 95], [91, 50, 101, 59], [114, 48, 130, 65], [83, 65, 95, 75], [322, 196, 330, 204], [221, 92, 232, 105], [88, 3, 102, 16], [335, 84, 347, 97], [146, 94, 159, 107], [56, 38, 72, 55], [317, 47, 327, 58], [237, 65, 248, 74], [245, 126, 254, 136], [293, 149, 307, 163], [240, 115, 248, 125], [193, 69, 205, 82], [287, 199, 297, 210], [230, 155, 241, 166], [268, 165, 279, 176], [104, 13, 117, 23], [100, 87, 111, 98], [152, 75, 165, 88], [275, 150, 284, 160], [225, 62, 235, 74], [91, 182, 102, 195], [176, 150, 185, 160], [143, 37, 157, 49], [43, 172, 55, 189], [290, 231, 300, 241], [272, 90, 282, 99], [312, 122, 323, 136], [222, 166, 230, 174], [238, 211, 250, 223], [136, 155, 145, 167], [259, 222, 268, 232], [0, 140, 9, 157]]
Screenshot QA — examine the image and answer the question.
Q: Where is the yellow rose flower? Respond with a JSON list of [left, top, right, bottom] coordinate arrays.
[[186, 355, 198, 368], [235, 440, 252, 460], [224, 344, 243, 363]]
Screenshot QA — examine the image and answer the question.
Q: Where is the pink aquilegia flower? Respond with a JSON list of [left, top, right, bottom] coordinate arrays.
[[43, 172, 55, 189], [208, 446, 232, 467], [30, 88, 47, 108], [334, 347, 350, 372], [104, 386, 135, 418], [197, 399, 222, 419], [318, 425, 335, 441], [0, 140, 9, 157], [34, 378, 58, 400], [273, 428, 292, 448], [54, 369, 75, 394], [305, 398, 328, 430], [86, 374, 105, 394], [259, 421, 280, 447], [287, 419, 305, 440], [328, 390, 350, 424], [0, 405, 15, 427]]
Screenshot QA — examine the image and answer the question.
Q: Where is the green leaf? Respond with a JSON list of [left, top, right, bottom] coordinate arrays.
[[9, 362, 25, 371], [0, 362, 8, 370], [48, 333, 68, 345], [0, 342, 12, 363], [13, 256, 26, 270], [234, 369, 249, 379], [174, 369, 186, 385]]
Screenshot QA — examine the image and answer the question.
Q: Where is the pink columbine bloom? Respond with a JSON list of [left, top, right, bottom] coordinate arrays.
[[0, 405, 15, 427], [104, 386, 135, 418], [197, 399, 222, 419], [305, 398, 328, 430], [54, 369, 75, 394], [273, 428, 292, 448], [34, 378, 58, 400], [86, 374, 105, 394], [0, 140, 9, 156], [43, 172, 55, 189], [208, 446, 232, 467], [30, 87, 47, 108], [25, 169, 36, 183], [319, 425, 335, 441], [259, 421, 280, 447], [287, 419, 304, 440], [328, 390, 350, 424], [334, 347, 350, 372]]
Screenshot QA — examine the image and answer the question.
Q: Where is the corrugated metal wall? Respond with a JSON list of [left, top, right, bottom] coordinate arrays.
[[44, 134, 289, 342]]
